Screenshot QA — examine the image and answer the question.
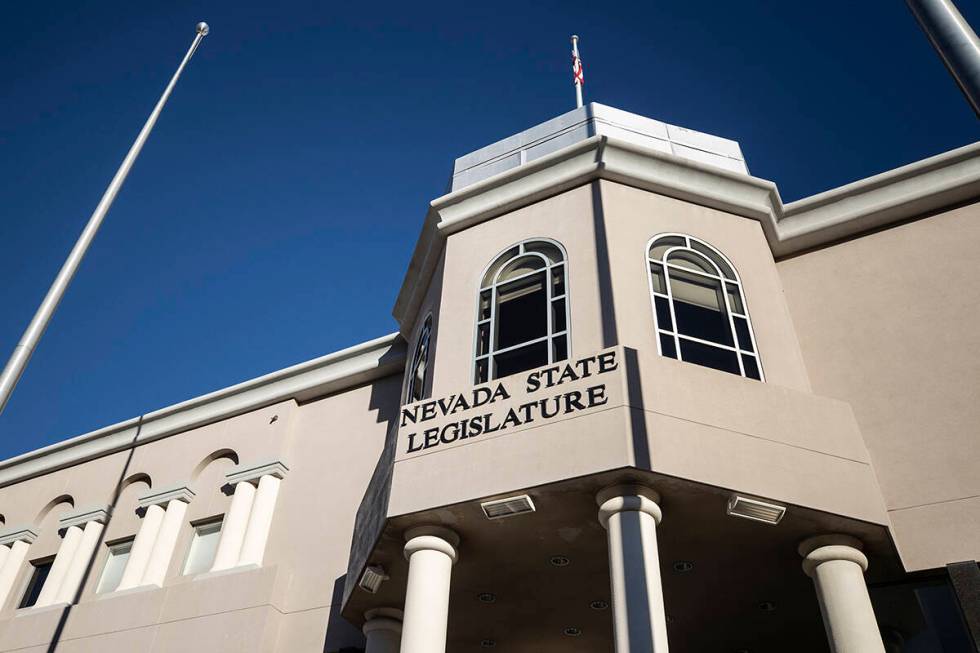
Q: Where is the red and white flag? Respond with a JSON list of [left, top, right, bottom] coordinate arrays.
[[571, 35, 584, 108]]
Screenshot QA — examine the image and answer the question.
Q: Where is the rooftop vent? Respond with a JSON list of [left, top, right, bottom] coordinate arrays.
[[726, 495, 786, 525], [480, 494, 536, 520]]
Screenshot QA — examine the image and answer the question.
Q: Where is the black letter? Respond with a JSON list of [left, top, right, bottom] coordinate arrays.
[[598, 351, 618, 373], [406, 432, 423, 453], [526, 371, 541, 393], [587, 384, 608, 408]]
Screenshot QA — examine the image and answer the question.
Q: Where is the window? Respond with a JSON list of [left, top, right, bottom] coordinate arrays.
[[182, 519, 222, 575], [19, 559, 53, 608], [96, 539, 133, 594], [647, 234, 763, 380], [474, 239, 569, 382], [406, 315, 432, 402]]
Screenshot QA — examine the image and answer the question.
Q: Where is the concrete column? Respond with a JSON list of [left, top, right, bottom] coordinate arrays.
[[238, 474, 281, 567], [597, 485, 669, 653], [34, 524, 83, 607], [142, 498, 189, 586], [0, 531, 35, 608], [800, 535, 886, 653], [364, 608, 403, 653], [400, 526, 459, 653], [211, 480, 255, 571], [55, 519, 105, 604], [116, 502, 165, 591], [0, 544, 11, 573]]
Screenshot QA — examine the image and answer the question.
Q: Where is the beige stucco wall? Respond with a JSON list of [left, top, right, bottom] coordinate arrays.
[[0, 373, 401, 652], [778, 202, 980, 571]]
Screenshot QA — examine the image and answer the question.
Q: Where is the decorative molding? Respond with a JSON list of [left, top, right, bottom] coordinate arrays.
[[392, 135, 980, 331], [0, 334, 405, 489], [137, 484, 195, 509], [0, 526, 38, 546], [226, 460, 289, 485], [59, 506, 111, 530]]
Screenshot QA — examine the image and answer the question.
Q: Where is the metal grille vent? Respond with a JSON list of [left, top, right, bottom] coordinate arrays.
[[481, 495, 536, 520], [726, 495, 786, 525]]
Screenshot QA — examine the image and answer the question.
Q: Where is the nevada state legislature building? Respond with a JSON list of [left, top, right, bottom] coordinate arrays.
[[0, 104, 978, 653]]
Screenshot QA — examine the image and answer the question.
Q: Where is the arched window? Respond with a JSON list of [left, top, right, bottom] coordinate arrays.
[[647, 234, 763, 380], [406, 315, 432, 402], [475, 239, 569, 383]]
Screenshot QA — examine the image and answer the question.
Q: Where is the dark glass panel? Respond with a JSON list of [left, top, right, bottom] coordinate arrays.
[[475, 358, 489, 384], [553, 335, 568, 362], [494, 341, 549, 379], [649, 262, 666, 294], [477, 322, 490, 356], [479, 290, 492, 320], [20, 561, 52, 608], [742, 354, 761, 380], [551, 264, 565, 297], [524, 241, 563, 264], [667, 250, 716, 275], [726, 283, 744, 314], [551, 298, 567, 333], [733, 317, 753, 353], [679, 339, 741, 375], [691, 240, 736, 280], [654, 296, 673, 331], [495, 271, 547, 349], [648, 236, 685, 261], [659, 333, 677, 359], [481, 246, 520, 288], [498, 255, 546, 282], [670, 269, 734, 346]]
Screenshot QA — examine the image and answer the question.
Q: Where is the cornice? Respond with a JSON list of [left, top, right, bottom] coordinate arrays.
[[138, 484, 196, 508], [392, 136, 980, 331], [0, 526, 38, 546], [59, 505, 111, 530], [0, 333, 406, 489], [226, 460, 289, 485]]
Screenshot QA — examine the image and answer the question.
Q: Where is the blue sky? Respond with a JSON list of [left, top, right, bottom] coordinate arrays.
[[0, 0, 976, 458]]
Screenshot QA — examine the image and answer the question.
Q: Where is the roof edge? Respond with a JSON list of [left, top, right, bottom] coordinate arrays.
[[0, 333, 407, 488]]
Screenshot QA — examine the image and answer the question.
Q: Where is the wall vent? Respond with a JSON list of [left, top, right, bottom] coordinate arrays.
[[358, 565, 388, 593], [726, 495, 785, 525], [481, 495, 536, 520]]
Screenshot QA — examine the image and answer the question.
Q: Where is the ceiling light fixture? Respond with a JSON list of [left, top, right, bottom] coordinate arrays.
[[563, 627, 582, 637], [589, 599, 609, 610], [550, 555, 570, 567]]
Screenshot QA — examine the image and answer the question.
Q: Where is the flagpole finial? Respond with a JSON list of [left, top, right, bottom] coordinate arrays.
[[196, 22, 210, 36]]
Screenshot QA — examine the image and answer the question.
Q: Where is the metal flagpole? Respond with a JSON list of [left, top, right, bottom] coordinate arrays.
[[0, 22, 210, 417], [571, 35, 584, 108]]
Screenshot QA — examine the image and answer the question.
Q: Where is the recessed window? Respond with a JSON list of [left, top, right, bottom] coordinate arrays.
[[183, 520, 222, 576], [96, 539, 134, 594], [647, 234, 763, 380], [19, 559, 53, 608], [406, 315, 432, 402], [475, 240, 569, 382]]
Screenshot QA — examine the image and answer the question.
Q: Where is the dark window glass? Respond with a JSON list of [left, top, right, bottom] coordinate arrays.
[[726, 283, 744, 314], [475, 358, 489, 384], [551, 264, 565, 296], [649, 263, 666, 294], [495, 272, 548, 349], [479, 290, 492, 320], [733, 317, 753, 353], [669, 270, 734, 346], [20, 561, 53, 608], [679, 339, 740, 375], [742, 354, 761, 380], [552, 299, 567, 333], [654, 296, 673, 331], [495, 341, 549, 379], [553, 335, 568, 362], [477, 322, 490, 356], [659, 333, 677, 359]]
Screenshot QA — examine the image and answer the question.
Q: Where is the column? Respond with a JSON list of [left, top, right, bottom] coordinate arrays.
[[363, 608, 403, 653], [799, 534, 886, 653], [597, 485, 669, 653], [131, 485, 195, 588], [210, 480, 255, 571], [212, 460, 288, 571], [34, 524, 83, 607], [55, 517, 106, 604], [0, 527, 37, 608], [400, 526, 459, 653], [116, 503, 165, 590]]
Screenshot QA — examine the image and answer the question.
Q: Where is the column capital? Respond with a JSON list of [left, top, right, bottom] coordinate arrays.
[[596, 484, 662, 529], [58, 505, 110, 530], [363, 607, 403, 635], [226, 459, 289, 485], [403, 526, 459, 564], [799, 534, 868, 577], [0, 525, 37, 546], [138, 483, 195, 509]]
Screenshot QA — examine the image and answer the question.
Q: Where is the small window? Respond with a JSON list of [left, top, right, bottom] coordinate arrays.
[[19, 559, 53, 608], [475, 239, 569, 382], [96, 539, 134, 594], [405, 315, 432, 402], [183, 520, 222, 576], [647, 234, 763, 381]]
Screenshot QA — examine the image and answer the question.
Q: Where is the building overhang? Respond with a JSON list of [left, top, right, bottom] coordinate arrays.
[[393, 134, 980, 333]]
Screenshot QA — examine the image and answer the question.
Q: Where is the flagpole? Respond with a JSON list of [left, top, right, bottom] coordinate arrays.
[[571, 35, 584, 108], [0, 22, 210, 417]]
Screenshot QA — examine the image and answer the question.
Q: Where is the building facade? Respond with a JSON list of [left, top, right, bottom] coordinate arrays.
[[0, 104, 977, 652]]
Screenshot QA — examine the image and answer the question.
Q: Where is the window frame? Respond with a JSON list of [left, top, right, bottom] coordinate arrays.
[[404, 314, 433, 403], [472, 238, 571, 383], [18, 557, 54, 609], [96, 537, 135, 594], [645, 233, 764, 381], [182, 517, 223, 576]]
